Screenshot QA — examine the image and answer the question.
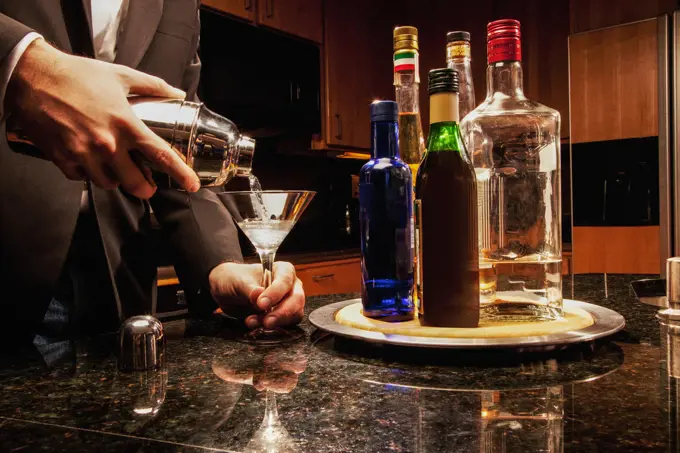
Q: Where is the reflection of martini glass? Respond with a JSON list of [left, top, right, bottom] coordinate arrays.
[[218, 190, 315, 344], [244, 390, 298, 453]]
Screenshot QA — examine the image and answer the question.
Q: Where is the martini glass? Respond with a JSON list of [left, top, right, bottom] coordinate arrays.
[[218, 190, 315, 344]]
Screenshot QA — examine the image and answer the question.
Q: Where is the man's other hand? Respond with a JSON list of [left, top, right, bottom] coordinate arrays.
[[5, 38, 200, 198], [209, 262, 305, 329]]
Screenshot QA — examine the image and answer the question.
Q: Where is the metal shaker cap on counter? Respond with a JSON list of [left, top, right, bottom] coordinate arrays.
[[118, 315, 165, 372]]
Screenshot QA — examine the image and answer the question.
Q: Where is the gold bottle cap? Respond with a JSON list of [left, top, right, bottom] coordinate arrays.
[[446, 41, 471, 60], [394, 26, 419, 51], [446, 30, 471, 60]]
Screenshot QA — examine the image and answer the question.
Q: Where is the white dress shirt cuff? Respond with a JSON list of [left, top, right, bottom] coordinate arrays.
[[0, 32, 42, 122]]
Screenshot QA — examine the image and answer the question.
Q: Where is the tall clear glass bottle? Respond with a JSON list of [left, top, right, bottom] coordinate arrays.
[[460, 19, 562, 321], [446, 31, 476, 120], [394, 26, 425, 312]]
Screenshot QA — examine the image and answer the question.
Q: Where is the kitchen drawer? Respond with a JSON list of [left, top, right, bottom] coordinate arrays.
[[296, 258, 361, 297], [572, 226, 660, 274]]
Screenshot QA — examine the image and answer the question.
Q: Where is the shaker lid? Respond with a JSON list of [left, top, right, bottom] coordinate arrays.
[[118, 315, 165, 372]]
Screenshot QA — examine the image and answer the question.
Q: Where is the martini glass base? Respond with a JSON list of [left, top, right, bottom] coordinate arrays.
[[237, 327, 305, 345]]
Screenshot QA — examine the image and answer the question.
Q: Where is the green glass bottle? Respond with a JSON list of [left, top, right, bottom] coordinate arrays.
[[415, 68, 480, 327]]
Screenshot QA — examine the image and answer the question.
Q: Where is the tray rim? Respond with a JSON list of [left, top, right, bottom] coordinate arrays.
[[308, 299, 626, 349]]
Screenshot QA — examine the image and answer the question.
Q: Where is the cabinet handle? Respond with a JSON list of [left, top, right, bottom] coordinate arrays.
[[312, 273, 335, 282], [265, 0, 274, 17], [176, 289, 186, 306], [244, 0, 252, 11], [334, 114, 342, 140]]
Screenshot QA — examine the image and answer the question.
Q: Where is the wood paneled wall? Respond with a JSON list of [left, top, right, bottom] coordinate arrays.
[[570, 0, 678, 34]]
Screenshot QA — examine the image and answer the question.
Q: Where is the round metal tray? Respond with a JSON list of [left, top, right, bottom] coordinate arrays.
[[309, 299, 626, 350]]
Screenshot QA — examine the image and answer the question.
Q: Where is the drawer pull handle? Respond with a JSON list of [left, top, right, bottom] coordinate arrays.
[[176, 289, 186, 306], [312, 273, 335, 282], [334, 114, 342, 140]]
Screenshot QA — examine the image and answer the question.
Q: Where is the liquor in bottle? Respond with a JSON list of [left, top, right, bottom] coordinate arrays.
[[446, 31, 476, 120], [460, 19, 562, 321], [415, 69, 479, 328], [393, 26, 426, 180], [359, 100, 415, 320], [447, 31, 490, 296], [394, 26, 425, 313]]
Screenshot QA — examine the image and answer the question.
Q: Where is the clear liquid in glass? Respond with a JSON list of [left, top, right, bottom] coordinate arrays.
[[239, 220, 295, 252]]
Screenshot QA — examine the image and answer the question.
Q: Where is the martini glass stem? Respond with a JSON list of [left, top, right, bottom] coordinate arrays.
[[245, 245, 303, 344], [258, 249, 276, 289], [258, 248, 278, 330]]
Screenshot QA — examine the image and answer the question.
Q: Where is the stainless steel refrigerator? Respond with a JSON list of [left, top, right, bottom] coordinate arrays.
[[659, 11, 680, 276]]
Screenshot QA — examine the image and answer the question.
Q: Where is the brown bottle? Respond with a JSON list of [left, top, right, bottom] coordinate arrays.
[[415, 68, 480, 327]]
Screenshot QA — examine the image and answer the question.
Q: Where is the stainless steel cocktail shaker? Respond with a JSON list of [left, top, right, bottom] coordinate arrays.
[[6, 97, 255, 187]]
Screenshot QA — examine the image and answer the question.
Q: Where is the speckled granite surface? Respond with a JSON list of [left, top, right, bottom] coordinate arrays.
[[0, 274, 676, 452]]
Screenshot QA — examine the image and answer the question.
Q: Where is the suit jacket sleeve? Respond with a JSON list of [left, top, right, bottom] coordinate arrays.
[[181, 5, 201, 102], [150, 6, 243, 317], [0, 13, 33, 62], [0, 14, 36, 118]]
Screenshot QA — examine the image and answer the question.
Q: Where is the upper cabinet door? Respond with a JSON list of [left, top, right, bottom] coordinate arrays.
[[258, 0, 323, 43], [324, 0, 393, 149], [569, 19, 659, 144], [201, 0, 256, 21]]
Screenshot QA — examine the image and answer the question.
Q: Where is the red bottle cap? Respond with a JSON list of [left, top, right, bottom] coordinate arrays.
[[487, 19, 521, 64]]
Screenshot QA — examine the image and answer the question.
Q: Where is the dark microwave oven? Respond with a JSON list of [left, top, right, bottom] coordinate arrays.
[[197, 8, 322, 139]]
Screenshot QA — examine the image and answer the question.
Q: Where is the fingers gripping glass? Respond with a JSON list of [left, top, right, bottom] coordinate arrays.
[[219, 190, 315, 344]]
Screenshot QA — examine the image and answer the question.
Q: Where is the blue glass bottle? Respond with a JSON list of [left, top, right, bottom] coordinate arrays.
[[359, 100, 415, 320]]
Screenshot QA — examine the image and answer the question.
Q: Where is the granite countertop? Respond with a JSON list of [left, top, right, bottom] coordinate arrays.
[[0, 274, 676, 452]]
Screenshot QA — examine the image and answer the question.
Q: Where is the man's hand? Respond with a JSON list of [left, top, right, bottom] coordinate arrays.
[[212, 346, 308, 394], [5, 38, 200, 198], [209, 262, 305, 329]]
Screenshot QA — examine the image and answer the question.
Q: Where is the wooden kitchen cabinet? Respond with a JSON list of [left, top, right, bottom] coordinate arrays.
[[202, 0, 256, 21], [202, 0, 322, 43], [296, 258, 361, 296], [323, 0, 393, 150], [572, 226, 660, 274], [258, 0, 323, 44], [570, 0, 677, 34], [569, 19, 658, 144]]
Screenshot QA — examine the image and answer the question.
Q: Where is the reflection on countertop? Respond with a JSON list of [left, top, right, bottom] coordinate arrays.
[[0, 274, 675, 452]]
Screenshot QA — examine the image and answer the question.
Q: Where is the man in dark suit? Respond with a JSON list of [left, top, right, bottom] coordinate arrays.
[[0, 1, 305, 345]]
